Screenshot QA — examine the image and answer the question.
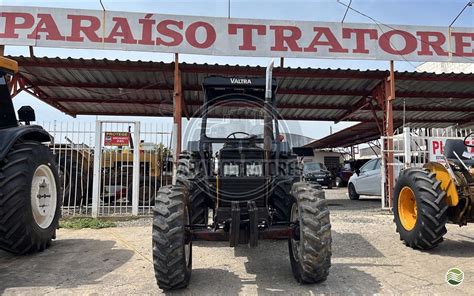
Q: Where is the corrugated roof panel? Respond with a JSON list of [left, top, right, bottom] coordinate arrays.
[[11, 56, 474, 130]]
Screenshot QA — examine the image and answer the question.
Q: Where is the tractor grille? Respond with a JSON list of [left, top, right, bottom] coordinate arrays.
[[219, 177, 266, 208]]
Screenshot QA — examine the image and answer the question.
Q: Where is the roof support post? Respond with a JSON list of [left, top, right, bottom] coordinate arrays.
[[0, 45, 4, 56], [29, 46, 35, 57], [383, 61, 396, 208], [172, 53, 182, 184]]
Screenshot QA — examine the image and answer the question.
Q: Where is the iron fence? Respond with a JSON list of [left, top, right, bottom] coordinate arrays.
[[42, 120, 172, 217]]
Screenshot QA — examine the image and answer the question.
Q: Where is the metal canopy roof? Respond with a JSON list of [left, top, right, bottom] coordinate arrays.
[[12, 56, 474, 122], [10, 56, 474, 134], [304, 121, 398, 149]]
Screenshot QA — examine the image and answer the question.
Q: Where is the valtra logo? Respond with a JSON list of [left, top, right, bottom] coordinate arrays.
[[230, 78, 252, 84]]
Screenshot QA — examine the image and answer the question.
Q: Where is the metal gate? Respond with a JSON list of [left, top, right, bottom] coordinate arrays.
[[47, 121, 95, 216], [381, 127, 473, 208], [45, 120, 172, 217]]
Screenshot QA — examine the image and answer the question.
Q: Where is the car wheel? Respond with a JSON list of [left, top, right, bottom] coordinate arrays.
[[348, 183, 360, 200]]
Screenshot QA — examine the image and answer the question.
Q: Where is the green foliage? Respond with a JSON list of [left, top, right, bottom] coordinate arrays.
[[59, 218, 117, 229]]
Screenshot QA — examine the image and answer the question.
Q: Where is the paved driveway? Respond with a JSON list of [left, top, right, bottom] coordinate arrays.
[[1, 189, 473, 295]]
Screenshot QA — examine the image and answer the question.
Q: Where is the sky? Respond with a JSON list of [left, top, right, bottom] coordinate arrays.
[[2, 0, 473, 141]]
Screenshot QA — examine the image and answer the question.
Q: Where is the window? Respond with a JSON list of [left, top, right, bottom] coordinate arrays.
[[360, 159, 377, 172]]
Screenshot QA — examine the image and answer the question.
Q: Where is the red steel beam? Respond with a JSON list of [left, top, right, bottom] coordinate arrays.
[[368, 99, 383, 134], [13, 56, 474, 82], [29, 80, 374, 97], [51, 96, 474, 115], [29, 80, 181, 91], [396, 91, 473, 99], [69, 108, 463, 124], [334, 96, 370, 124], [15, 57, 174, 72], [16, 74, 72, 115], [385, 61, 395, 208], [29, 80, 474, 99]]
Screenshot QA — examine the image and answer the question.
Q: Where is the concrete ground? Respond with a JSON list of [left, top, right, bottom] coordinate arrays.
[[1, 188, 473, 295]]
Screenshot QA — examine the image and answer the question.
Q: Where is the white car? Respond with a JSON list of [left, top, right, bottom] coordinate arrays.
[[347, 158, 401, 200]]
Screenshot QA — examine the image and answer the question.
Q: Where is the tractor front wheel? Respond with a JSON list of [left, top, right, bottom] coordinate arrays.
[[393, 168, 448, 250], [152, 185, 192, 290], [289, 182, 331, 283]]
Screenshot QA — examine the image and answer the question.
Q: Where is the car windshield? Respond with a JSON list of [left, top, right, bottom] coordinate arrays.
[[304, 162, 326, 172]]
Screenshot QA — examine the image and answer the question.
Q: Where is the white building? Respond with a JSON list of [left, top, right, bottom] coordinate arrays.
[[417, 62, 474, 74]]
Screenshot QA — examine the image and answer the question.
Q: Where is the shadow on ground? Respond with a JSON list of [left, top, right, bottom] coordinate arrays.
[[332, 231, 384, 258], [425, 237, 474, 257], [0, 239, 133, 293], [327, 197, 381, 211], [190, 235, 386, 295]]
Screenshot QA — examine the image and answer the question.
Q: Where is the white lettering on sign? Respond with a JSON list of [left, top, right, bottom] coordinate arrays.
[[230, 78, 252, 84], [0, 6, 473, 62]]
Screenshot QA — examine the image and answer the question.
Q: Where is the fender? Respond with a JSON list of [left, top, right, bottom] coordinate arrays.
[[424, 162, 459, 206], [0, 125, 52, 161]]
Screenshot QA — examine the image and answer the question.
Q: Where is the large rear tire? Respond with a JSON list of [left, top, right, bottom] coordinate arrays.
[[177, 151, 208, 225], [270, 178, 293, 223], [0, 141, 61, 254], [152, 185, 192, 290], [289, 182, 331, 283], [393, 168, 448, 250]]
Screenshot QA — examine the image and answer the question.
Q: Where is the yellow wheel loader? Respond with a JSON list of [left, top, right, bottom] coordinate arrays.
[[393, 135, 474, 250]]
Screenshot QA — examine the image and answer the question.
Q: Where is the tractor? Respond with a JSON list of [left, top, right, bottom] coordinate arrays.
[[0, 56, 61, 254], [152, 62, 332, 290], [393, 134, 474, 249]]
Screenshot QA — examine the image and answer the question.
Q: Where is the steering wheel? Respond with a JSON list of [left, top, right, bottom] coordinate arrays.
[[227, 132, 251, 139], [464, 131, 474, 148]]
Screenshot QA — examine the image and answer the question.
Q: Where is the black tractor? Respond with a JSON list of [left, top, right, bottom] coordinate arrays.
[[0, 57, 61, 254], [152, 63, 332, 290]]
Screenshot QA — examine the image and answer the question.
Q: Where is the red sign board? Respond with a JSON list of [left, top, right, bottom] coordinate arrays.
[[104, 132, 129, 146]]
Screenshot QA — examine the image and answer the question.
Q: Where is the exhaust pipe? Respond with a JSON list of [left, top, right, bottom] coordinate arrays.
[[264, 60, 274, 174], [265, 59, 274, 100]]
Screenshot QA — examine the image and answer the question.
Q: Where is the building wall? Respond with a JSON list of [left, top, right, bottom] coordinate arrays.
[[303, 150, 343, 170], [356, 146, 381, 159], [310, 151, 340, 163], [417, 62, 473, 74]]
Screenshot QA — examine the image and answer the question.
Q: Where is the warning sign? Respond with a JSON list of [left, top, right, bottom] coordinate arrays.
[[104, 132, 130, 146]]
